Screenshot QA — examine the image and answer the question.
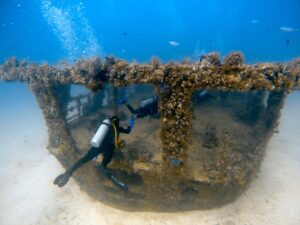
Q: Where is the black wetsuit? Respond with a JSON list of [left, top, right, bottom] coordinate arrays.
[[126, 100, 158, 119], [54, 119, 131, 188], [66, 124, 130, 175]]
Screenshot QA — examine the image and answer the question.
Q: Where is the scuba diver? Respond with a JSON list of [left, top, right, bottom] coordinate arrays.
[[126, 96, 159, 119], [53, 116, 133, 191]]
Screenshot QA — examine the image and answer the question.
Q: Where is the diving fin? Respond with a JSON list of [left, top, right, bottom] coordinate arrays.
[[110, 174, 128, 192], [53, 172, 71, 188], [96, 165, 128, 192]]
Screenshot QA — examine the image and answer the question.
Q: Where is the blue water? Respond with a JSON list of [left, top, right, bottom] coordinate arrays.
[[0, 0, 299, 64]]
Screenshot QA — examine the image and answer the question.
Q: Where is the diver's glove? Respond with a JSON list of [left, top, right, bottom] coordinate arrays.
[[53, 172, 71, 188], [129, 115, 135, 129]]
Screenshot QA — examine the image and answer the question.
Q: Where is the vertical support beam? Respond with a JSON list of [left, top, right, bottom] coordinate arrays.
[[29, 81, 79, 161], [159, 85, 193, 165]]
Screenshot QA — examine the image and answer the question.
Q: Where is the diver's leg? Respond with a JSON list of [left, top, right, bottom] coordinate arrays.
[[136, 111, 149, 119], [135, 107, 150, 119], [101, 147, 114, 168], [67, 147, 101, 174], [97, 147, 114, 178], [126, 104, 139, 114], [54, 147, 101, 187], [101, 147, 128, 191]]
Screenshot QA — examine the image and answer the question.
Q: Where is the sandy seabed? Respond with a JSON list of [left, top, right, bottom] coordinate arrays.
[[0, 84, 299, 225]]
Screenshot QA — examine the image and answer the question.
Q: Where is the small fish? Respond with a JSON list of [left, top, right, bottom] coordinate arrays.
[[169, 41, 179, 46], [122, 32, 127, 36], [280, 26, 294, 32], [251, 19, 259, 24], [284, 38, 290, 46]]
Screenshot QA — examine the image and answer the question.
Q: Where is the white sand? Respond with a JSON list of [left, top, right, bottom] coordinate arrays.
[[0, 84, 299, 225]]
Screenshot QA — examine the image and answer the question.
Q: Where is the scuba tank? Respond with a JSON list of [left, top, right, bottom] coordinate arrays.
[[140, 97, 157, 108], [90, 119, 111, 148]]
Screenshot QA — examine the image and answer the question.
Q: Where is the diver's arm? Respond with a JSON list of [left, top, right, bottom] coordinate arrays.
[[136, 112, 146, 119], [118, 126, 131, 134], [126, 104, 138, 114]]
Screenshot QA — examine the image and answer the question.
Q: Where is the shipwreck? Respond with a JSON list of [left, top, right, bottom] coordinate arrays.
[[0, 52, 299, 211]]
